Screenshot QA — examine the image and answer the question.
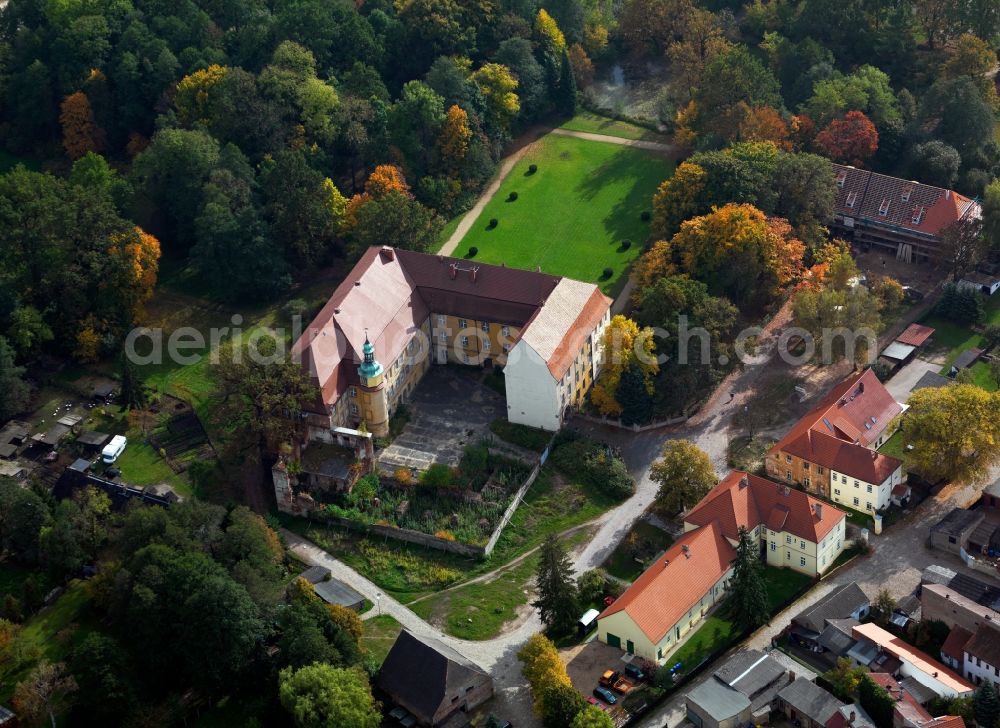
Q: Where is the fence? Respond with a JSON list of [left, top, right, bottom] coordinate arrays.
[[572, 412, 688, 432], [483, 448, 547, 557]]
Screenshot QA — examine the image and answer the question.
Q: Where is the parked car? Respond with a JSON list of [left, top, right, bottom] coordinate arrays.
[[593, 686, 617, 705], [624, 663, 646, 682]]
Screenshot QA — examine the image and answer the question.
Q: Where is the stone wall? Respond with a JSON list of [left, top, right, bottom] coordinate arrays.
[[320, 513, 487, 558]]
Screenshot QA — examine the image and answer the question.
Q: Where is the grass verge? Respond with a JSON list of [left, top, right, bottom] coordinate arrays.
[[362, 614, 404, 666], [558, 111, 669, 142]]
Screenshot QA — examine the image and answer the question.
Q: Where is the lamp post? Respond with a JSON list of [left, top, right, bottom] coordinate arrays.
[[376, 592, 382, 616]]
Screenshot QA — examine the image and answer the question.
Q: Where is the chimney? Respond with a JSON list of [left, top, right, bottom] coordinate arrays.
[[380, 246, 395, 261], [663, 559, 670, 568], [789, 671, 796, 682], [682, 544, 691, 558], [859, 382, 864, 394], [815, 503, 823, 520], [449, 264, 457, 279], [354, 280, 361, 287], [850, 711, 856, 725], [740, 475, 749, 489]]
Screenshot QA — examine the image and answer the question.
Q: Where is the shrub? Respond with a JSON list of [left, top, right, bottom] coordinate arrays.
[[869, 361, 893, 382], [600, 267, 613, 280], [487, 218, 498, 229], [394, 468, 413, 485], [936, 282, 985, 324], [640, 210, 651, 222], [489, 419, 550, 452], [433, 530, 456, 541], [467, 246, 478, 258], [620, 239, 631, 250], [527, 164, 538, 175], [420, 463, 453, 489], [550, 438, 634, 500], [508, 191, 518, 201], [577, 568, 609, 605]]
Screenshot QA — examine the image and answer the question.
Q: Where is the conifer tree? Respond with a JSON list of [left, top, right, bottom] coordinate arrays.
[[729, 526, 769, 631], [533, 535, 580, 634]]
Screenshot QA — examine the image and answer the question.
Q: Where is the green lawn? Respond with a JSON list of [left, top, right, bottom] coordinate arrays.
[[879, 430, 906, 459], [362, 614, 403, 666], [0, 581, 98, 703], [410, 528, 591, 641], [603, 520, 675, 582], [114, 439, 191, 495], [558, 110, 669, 142], [455, 134, 673, 295], [488, 418, 552, 452]]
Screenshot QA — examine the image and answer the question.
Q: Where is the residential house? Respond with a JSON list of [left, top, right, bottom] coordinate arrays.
[[292, 246, 612, 436], [792, 582, 871, 636], [817, 619, 863, 663], [766, 369, 904, 516], [775, 677, 845, 728], [949, 623, 1000, 689], [929, 509, 985, 556], [826, 704, 878, 728], [596, 522, 736, 663], [831, 163, 981, 262], [851, 623, 975, 699], [377, 630, 493, 728], [684, 471, 848, 576], [940, 626, 972, 672], [958, 272, 1000, 296]]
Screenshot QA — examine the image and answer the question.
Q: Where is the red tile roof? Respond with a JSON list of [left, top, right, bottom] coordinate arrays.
[[921, 717, 966, 728], [941, 626, 973, 663], [852, 623, 975, 695], [770, 370, 903, 482], [833, 164, 979, 238], [597, 522, 736, 643], [894, 692, 932, 726], [293, 247, 610, 410], [684, 471, 847, 544], [896, 324, 935, 348], [869, 673, 903, 700]]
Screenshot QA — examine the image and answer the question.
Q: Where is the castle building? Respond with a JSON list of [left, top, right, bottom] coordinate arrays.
[[292, 246, 613, 435]]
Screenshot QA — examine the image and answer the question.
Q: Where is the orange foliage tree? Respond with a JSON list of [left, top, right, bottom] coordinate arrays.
[[651, 161, 707, 241], [438, 105, 472, 172], [669, 203, 804, 306], [632, 240, 678, 290], [60, 92, 105, 160], [567, 43, 594, 88], [106, 227, 161, 324], [737, 105, 791, 150], [813, 110, 879, 167], [345, 164, 412, 228]]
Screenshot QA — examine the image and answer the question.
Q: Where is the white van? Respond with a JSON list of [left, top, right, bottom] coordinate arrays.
[[102, 435, 127, 464]]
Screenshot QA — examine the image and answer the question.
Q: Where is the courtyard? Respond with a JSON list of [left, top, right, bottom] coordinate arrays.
[[377, 365, 507, 473]]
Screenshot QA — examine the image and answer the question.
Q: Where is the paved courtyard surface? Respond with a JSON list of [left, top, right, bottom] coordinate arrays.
[[377, 367, 503, 472]]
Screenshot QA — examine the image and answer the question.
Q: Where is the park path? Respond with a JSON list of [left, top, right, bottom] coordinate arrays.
[[437, 126, 677, 257]]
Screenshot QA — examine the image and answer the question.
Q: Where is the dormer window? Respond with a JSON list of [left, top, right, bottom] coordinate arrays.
[[878, 198, 890, 216], [836, 170, 848, 188], [911, 206, 925, 225], [901, 184, 914, 202], [846, 191, 857, 208]]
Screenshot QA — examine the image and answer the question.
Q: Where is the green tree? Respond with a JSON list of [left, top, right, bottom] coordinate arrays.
[[900, 384, 1000, 483], [555, 49, 577, 117], [278, 664, 381, 728], [571, 705, 614, 728], [913, 77, 994, 161], [347, 190, 442, 256], [859, 674, 896, 728], [871, 588, 896, 624], [0, 337, 30, 420], [0, 478, 51, 563], [68, 634, 137, 724], [616, 362, 654, 426], [533, 535, 580, 635], [907, 140, 962, 189], [696, 47, 782, 141], [824, 657, 866, 701], [975, 680, 1000, 728], [729, 526, 769, 631], [982, 179, 1000, 253], [119, 351, 146, 410], [650, 441, 716, 515], [214, 334, 320, 461], [773, 153, 838, 230], [540, 683, 587, 728]]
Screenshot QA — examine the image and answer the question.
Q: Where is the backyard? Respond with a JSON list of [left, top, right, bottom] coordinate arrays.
[[361, 614, 404, 666], [453, 133, 673, 295], [602, 520, 675, 582]]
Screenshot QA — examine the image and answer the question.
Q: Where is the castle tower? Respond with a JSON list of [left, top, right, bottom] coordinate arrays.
[[357, 332, 389, 437]]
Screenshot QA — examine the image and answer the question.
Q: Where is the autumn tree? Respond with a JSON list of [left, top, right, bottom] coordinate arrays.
[[813, 111, 878, 167], [567, 44, 594, 89], [12, 661, 78, 728], [900, 385, 1000, 483], [737, 106, 791, 150], [619, 0, 694, 57], [60, 92, 105, 160], [107, 227, 161, 325], [824, 658, 866, 701], [174, 64, 229, 126], [438, 105, 472, 173], [590, 315, 657, 416], [472, 63, 520, 133], [668, 204, 804, 308], [535, 9, 566, 56], [940, 34, 999, 107], [518, 634, 573, 718], [651, 161, 707, 242], [666, 8, 732, 101], [650, 440, 716, 514]]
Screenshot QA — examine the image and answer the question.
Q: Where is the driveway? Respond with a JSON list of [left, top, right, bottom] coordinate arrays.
[[884, 356, 944, 404]]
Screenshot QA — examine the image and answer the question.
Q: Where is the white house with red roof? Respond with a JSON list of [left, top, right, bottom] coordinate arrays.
[[596, 471, 848, 664], [767, 369, 904, 518]]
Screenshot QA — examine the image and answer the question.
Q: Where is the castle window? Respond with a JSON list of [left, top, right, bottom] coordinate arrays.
[[482, 339, 490, 351], [349, 387, 357, 397], [461, 336, 469, 346], [458, 319, 467, 329], [502, 326, 510, 336], [350, 404, 358, 415], [481, 321, 489, 332]]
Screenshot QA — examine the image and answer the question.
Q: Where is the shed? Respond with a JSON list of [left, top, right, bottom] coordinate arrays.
[[896, 324, 935, 348], [882, 342, 917, 362], [578, 608, 600, 635], [34, 424, 70, 447], [313, 578, 365, 611], [0, 462, 26, 480], [930, 508, 985, 555], [912, 371, 951, 392], [687, 678, 752, 728], [950, 348, 984, 374], [76, 431, 110, 449], [958, 272, 1000, 296], [0, 444, 16, 459]]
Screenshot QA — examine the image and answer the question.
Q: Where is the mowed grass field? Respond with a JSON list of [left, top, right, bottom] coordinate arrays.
[[455, 134, 673, 295]]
